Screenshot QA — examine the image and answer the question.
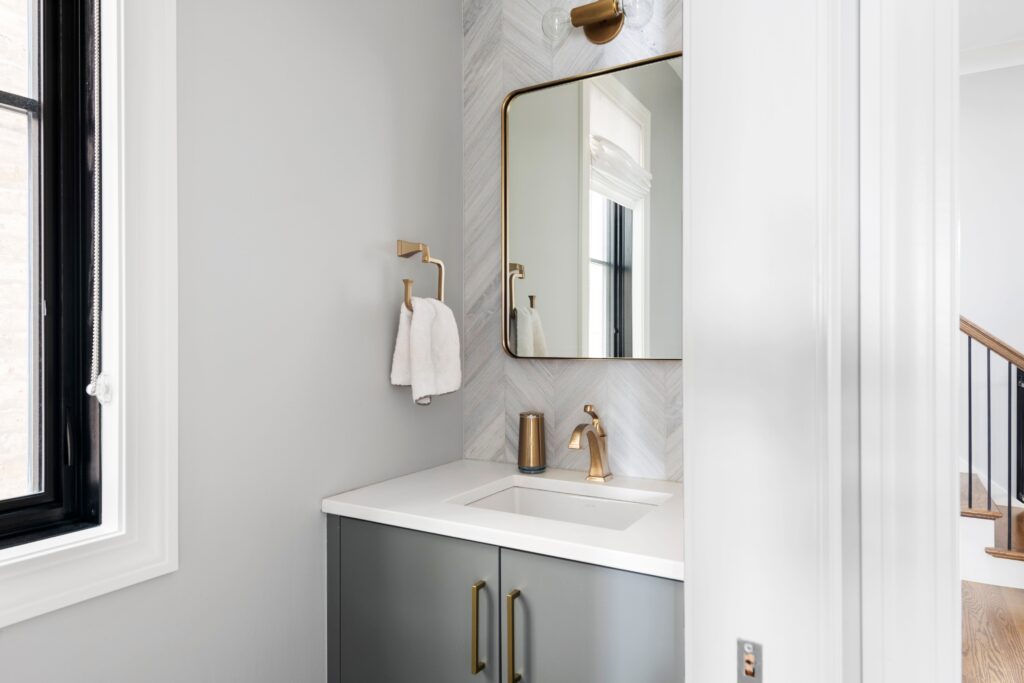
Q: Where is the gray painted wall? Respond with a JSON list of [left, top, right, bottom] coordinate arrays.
[[961, 65, 1024, 351], [0, 1, 463, 681]]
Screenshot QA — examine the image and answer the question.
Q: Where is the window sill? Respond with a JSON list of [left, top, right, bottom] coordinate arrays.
[[0, 514, 175, 629]]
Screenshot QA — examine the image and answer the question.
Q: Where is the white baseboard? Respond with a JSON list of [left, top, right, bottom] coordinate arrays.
[[961, 516, 1024, 589]]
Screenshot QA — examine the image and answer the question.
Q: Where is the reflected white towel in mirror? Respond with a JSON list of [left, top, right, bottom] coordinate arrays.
[[514, 307, 534, 356], [529, 307, 547, 357], [513, 307, 547, 357]]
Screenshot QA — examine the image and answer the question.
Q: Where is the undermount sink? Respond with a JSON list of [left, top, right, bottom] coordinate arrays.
[[449, 476, 672, 531]]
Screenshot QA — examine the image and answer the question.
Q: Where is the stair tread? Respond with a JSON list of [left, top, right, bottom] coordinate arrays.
[[961, 473, 1003, 519], [985, 547, 1024, 562]]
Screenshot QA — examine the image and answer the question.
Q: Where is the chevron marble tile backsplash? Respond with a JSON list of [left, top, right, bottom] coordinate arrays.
[[462, 0, 683, 481]]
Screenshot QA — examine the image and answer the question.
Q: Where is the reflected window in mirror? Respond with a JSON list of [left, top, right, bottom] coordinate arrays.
[[584, 76, 650, 357]]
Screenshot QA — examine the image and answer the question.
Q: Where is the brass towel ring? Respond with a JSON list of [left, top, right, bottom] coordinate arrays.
[[397, 240, 445, 311]]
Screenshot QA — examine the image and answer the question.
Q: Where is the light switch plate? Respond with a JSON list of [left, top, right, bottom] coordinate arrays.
[[737, 639, 763, 682]]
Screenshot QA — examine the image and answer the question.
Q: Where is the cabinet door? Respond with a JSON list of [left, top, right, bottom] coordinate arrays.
[[500, 548, 684, 683], [329, 517, 500, 683]]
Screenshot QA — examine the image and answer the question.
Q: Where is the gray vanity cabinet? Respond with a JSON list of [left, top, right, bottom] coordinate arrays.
[[329, 517, 500, 683], [500, 548, 684, 683], [328, 518, 683, 683]]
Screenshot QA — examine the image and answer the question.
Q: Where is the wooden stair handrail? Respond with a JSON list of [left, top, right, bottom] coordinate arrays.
[[961, 316, 1024, 369]]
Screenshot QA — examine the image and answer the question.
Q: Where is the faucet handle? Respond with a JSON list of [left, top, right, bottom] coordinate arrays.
[[583, 404, 605, 435]]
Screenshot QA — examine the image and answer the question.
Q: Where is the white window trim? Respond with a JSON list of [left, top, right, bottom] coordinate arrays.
[[578, 78, 652, 357], [0, 0, 178, 629]]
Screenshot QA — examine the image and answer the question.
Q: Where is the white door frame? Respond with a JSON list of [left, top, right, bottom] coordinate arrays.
[[682, 0, 959, 678], [858, 0, 961, 680], [681, 0, 856, 678]]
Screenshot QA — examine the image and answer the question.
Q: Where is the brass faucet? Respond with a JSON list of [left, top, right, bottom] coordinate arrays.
[[568, 404, 612, 482]]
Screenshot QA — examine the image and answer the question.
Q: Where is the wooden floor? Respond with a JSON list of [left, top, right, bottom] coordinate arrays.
[[963, 581, 1024, 682]]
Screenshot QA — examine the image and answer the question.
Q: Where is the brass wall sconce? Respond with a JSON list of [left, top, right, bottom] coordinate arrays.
[[542, 0, 654, 47]]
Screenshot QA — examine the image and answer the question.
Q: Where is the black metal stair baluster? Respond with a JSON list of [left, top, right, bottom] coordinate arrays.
[[1008, 361, 1013, 552], [988, 348, 993, 511], [1018, 368, 1024, 507], [969, 337, 974, 508]]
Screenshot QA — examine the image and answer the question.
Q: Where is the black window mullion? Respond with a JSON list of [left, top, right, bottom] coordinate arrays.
[[602, 201, 633, 358]]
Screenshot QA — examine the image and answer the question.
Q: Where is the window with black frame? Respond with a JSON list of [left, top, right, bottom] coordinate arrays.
[[0, 0, 101, 548]]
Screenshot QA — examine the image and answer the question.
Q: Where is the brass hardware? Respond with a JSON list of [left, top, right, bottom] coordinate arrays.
[[518, 412, 547, 473], [570, 0, 624, 44], [583, 403, 605, 434], [500, 52, 682, 359], [568, 403, 612, 482], [744, 653, 756, 677], [506, 589, 523, 683], [397, 239, 446, 310], [471, 580, 486, 674], [403, 279, 415, 312], [571, 0, 619, 25], [508, 262, 525, 316]]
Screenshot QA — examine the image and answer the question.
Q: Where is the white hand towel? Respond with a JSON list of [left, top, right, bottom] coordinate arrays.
[[514, 308, 535, 356], [390, 297, 461, 405], [390, 302, 413, 386], [530, 307, 548, 357]]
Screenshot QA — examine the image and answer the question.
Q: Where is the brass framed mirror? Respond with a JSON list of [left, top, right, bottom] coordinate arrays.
[[501, 52, 682, 360]]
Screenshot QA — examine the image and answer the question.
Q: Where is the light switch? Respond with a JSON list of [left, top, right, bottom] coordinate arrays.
[[737, 639, 763, 682]]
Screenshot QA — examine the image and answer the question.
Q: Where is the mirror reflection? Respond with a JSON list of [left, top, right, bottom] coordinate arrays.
[[503, 55, 682, 359]]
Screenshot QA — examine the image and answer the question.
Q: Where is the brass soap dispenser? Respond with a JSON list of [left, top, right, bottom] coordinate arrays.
[[517, 412, 546, 473]]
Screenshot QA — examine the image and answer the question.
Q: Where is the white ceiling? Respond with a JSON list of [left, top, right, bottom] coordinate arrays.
[[961, 0, 1024, 51]]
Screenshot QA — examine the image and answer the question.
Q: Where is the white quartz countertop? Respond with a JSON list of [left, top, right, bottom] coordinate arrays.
[[321, 460, 683, 581]]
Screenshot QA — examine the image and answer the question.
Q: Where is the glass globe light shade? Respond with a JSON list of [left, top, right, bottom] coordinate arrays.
[[620, 0, 654, 28], [542, 7, 572, 47]]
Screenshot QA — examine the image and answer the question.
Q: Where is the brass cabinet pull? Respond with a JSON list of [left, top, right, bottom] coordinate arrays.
[[471, 580, 486, 674], [506, 589, 523, 683]]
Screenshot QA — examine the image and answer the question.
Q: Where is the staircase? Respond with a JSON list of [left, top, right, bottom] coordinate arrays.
[[960, 317, 1024, 586]]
